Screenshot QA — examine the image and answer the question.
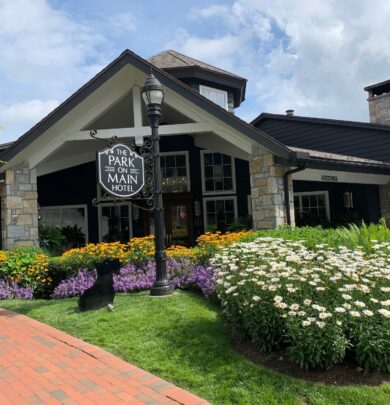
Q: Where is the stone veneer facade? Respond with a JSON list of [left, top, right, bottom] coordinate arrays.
[[0, 161, 39, 250], [379, 183, 390, 225], [367, 92, 390, 126], [250, 145, 295, 229]]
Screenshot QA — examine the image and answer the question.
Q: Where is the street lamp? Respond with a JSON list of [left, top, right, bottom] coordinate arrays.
[[142, 73, 174, 296]]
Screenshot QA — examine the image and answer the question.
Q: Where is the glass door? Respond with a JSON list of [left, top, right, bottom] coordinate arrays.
[[99, 204, 132, 242], [164, 195, 194, 246]]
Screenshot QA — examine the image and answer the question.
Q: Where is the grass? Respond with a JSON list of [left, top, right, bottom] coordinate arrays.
[[1, 291, 389, 405]]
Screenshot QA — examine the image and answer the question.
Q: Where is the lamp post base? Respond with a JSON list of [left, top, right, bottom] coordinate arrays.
[[150, 282, 174, 297]]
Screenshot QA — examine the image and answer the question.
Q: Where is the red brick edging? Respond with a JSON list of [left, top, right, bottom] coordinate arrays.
[[0, 308, 209, 405]]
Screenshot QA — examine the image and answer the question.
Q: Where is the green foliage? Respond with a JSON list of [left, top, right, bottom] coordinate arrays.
[[0, 247, 49, 288], [336, 218, 390, 253], [61, 225, 85, 249], [227, 216, 253, 232], [254, 225, 339, 249], [1, 292, 389, 405], [286, 318, 348, 370], [38, 224, 65, 255], [214, 237, 390, 371]]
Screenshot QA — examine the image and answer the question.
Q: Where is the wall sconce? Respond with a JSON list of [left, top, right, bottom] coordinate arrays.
[[38, 203, 42, 221], [344, 191, 353, 208]]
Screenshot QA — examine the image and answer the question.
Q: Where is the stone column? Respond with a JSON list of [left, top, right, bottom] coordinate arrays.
[[249, 145, 295, 229], [379, 183, 390, 224], [0, 161, 39, 250]]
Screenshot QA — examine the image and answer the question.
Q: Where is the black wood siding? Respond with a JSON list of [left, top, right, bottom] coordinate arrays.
[[37, 135, 251, 241], [256, 118, 390, 162], [37, 162, 100, 242], [180, 79, 235, 113], [293, 181, 381, 223]]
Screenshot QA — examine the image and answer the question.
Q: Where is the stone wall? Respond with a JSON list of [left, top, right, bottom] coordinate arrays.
[[367, 93, 390, 125], [379, 183, 390, 225], [249, 145, 295, 229], [0, 161, 39, 250]]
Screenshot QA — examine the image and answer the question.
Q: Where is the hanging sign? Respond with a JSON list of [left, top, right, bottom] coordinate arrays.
[[97, 143, 144, 198]]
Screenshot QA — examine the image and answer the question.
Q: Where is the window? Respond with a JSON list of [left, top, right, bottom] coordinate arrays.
[[160, 152, 190, 193], [199, 85, 228, 110], [201, 151, 235, 194], [100, 204, 131, 243], [40, 205, 88, 246], [294, 191, 330, 225], [203, 197, 237, 232]]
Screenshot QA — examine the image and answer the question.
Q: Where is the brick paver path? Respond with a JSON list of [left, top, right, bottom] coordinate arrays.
[[0, 308, 209, 405]]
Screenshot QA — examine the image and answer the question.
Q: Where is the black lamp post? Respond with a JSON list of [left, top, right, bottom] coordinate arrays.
[[142, 73, 174, 296]]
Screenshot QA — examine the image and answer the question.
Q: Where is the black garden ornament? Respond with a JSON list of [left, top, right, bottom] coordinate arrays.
[[78, 259, 122, 312]]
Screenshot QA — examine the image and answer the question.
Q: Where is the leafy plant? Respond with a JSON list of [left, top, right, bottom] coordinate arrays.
[[0, 247, 50, 288], [61, 225, 85, 249], [336, 218, 390, 253], [39, 224, 65, 255], [214, 237, 390, 371]]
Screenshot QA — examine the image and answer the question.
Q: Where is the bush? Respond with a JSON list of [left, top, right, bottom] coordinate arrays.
[[39, 224, 65, 255], [213, 237, 390, 371], [336, 218, 390, 253], [0, 247, 50, 289]]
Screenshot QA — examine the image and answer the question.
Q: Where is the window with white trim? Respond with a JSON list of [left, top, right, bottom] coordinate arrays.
[[201, 151, 235, 194], [203, 197, 237, 231], [40, 205, 88, 246], [294, 191, 330, 224], [199, 85, 228, 110], [160, 152, 190, 193]]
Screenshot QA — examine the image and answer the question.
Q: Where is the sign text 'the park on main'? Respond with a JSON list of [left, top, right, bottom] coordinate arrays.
[[98, 144, 145, 198]]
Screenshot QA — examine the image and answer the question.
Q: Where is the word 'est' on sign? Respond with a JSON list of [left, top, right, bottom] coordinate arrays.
[[97, 143, 145, 198]]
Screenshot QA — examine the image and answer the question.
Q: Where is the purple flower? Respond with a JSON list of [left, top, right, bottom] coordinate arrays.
[[182, 265, 216, 297], [0, 280, 33, 300], [50, 259, 217, 299], [51, 269, 96, 299]]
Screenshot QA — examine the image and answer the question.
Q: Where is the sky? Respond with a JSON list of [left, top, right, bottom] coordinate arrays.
[[1, 0, 390, 143]]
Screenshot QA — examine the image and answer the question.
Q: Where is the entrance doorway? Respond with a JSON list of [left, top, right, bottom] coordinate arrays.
[[164, 193, 194, 246]]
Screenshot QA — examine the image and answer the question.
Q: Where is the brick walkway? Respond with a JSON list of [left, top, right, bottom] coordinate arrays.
[[0, 308, 209, 405]]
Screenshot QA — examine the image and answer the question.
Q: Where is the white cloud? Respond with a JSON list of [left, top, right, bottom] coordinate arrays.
[[0, 0, 107, 141], [179, 0, 390, 122], [0, 99, 59, 125], [108, 13, 138, 33]]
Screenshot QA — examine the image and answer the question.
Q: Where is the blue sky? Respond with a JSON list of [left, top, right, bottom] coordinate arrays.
[[1, 0, 390, 143]]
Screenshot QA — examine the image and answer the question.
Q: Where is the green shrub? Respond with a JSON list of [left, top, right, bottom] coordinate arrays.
[[336, 218, 390, 253], [0, 247, 50, 289], [213, 237, 390, 371], [39, 224, 65, 255]]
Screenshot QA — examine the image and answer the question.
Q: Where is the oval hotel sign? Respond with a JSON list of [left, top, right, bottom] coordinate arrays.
[[98, 144, 144, 198]]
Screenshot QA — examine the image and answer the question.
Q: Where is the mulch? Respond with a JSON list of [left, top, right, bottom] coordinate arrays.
[[230, 329, 390, 386]]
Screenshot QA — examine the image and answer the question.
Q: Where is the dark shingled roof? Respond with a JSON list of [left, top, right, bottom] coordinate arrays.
[[0, 49, 290, 164], [252, 113, 390, 163], [148, 50, 245, 80]]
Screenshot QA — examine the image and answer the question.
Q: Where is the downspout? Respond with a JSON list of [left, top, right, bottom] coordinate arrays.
[[284, 164, 306, 226]]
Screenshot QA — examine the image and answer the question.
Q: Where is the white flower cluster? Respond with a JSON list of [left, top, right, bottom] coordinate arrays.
[[213, 237, 390, 330]]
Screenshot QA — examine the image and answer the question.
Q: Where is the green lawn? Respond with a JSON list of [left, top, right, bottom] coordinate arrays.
[[1, 291, 389, 405]]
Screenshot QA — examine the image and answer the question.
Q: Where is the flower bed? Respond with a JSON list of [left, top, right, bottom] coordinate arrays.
[[51, 259, 215, 299], [213, 237, 390, 372]]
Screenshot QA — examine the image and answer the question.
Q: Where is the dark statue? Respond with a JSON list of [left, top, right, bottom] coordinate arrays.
[[78, 259, 122, 312]]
